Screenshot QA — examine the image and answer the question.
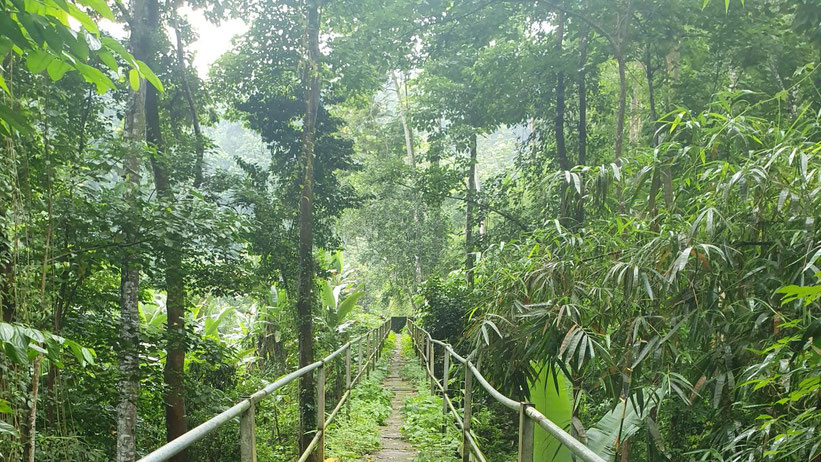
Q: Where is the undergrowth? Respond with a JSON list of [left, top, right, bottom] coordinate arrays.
[[325, 331, 396, 461], [398, 333, 461, 462]]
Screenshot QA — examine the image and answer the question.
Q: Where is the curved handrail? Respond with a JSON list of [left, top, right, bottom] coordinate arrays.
[[139, 319, 392, 462], [407, 319, 605, 462]]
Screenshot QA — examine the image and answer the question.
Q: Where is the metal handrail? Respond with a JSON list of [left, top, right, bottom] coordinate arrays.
[[406, 319, 605, 462], [139, 319, 392, 462]]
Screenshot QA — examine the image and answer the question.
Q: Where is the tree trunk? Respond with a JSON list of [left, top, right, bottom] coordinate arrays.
[[162, 251, 187, 460], [297, 1, 321, 459], [476, 165, 485, 237], [174, 23, 205, 187], [613, 1, 632, 213], [139, 3, 189, 457], [465, 133, 477, 287], [393, 74, 416, 168], [646, 45, 661, 226], [25, 356, 41, 462], [554, 11, 571, 226], [393, 73, 422, 286], [116, 1, 149, 459], [48, 88, 92, 425], [0, 227, 13, 322], [614, 51, 627, 212], [628, 86, 641, 142], [554, 11, 568, 172], [613, 0, 632, 167], [620, 438, 631, 461], [575, 21, 589, 226], [117, 81, 145, 462], [0, 59, 14, 324], [614, 51, 626, 166]]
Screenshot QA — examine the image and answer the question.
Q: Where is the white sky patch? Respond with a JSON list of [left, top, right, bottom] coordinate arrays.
[[177, 7, 247, 78], [99, 17, 127, 40], [99, 8, 247, 80], [525, 17, 557, 39]]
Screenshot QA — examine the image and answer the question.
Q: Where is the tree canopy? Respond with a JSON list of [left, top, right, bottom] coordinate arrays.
[[0, 0, 819, 460]]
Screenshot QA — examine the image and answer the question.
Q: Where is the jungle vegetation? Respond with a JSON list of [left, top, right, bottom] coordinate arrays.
[[0, 0, 819, 460]]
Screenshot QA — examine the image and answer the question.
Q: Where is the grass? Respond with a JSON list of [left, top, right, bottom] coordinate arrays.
[[398, 333, 461, 462], [324, 331, 396, 461]]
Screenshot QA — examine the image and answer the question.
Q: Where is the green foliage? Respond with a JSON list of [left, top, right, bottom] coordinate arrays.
[[459, 97, 820, 460], [318, 250, 366, 331], [1, 0, 818, 459], [776, 273, 821, 307], [399, 334, 461, 461], [712, 280, 821, 462], [585, 391, 658, 461], [0, 322, 94, 367], [530, 364, 573, 461], [416, 277, 472, 346], [0, 0, 162, 134], [325, 331, 396, 460]]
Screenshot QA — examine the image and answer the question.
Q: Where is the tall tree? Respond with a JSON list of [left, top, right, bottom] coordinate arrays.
[[575, 18, 589, 225], [553, 10, 572, 226], [173, 21, 206, 188], [554, 11, 568, 172], [465, 133, 477, 287], [393, 74, 423, 287], [117, 1, 149, 458], [296, 0, 322, 458], [141, 5, 190, 457]]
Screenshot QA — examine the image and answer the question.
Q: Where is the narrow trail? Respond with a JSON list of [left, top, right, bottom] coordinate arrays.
[[369, 337, 418, 462]]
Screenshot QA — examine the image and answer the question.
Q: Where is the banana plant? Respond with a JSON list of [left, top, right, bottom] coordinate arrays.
[[530, 363, 574, 462], [316, 249, 365, 332], [139, 292, 167, 332], [320, 280, 364, 332]]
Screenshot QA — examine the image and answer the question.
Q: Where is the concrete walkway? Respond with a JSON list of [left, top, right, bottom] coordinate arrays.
[[367, 338, 418, 462]]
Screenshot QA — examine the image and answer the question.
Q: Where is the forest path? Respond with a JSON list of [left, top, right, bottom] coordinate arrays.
[[367, 337, 418, 462]]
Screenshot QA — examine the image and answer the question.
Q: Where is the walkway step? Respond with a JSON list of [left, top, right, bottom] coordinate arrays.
[[369, 337, 419, 462]]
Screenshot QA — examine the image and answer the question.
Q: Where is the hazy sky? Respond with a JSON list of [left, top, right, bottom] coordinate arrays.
[[100, 7, 248, 79], [179, 7, 247, 78]]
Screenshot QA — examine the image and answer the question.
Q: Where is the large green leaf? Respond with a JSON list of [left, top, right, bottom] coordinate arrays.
[[204, 307, 235, 339], [530, 363, 574, 462], [75, 0, 115, 20], [321, 280, 336, 311], [586, 390, 657, 461], [0, 420, 19, 437], [0, 398, 12, 414], [336, 290, 364, 325]]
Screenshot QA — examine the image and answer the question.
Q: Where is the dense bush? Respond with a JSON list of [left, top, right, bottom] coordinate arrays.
[[325, 331, 395, 461], [417, 277, 474, 347], [399, 333, 462, 461]]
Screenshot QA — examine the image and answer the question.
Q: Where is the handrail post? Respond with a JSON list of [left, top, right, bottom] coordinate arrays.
[[518, 403, 535, 462], [441, 350, 449, 433], [357, 337, 363, 382], [366, 332, 371, 379], [462, 364, 473, 462], [421, 334, 425, 362], [422, 337, 428, 368], [377, 324, 382, 361], [240, 401, 257, 462], [368, 329, 379, 371], [345, 344, 352, 416], [418, 329, 423, 362], [345, 344, 352, 392], [317, 362, 326, 462], [429, 340, 435, 394]]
